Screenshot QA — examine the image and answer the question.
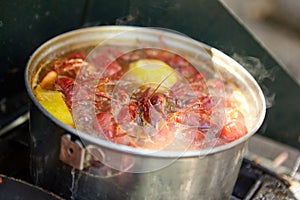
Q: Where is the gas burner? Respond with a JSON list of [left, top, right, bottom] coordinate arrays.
[[232, 158, 298, 200]]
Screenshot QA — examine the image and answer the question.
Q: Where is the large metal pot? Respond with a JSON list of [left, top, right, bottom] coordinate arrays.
[[25, 26, 266, 200]]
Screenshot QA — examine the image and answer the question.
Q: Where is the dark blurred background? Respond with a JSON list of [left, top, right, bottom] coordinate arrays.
[[0, 0, 299, 149]]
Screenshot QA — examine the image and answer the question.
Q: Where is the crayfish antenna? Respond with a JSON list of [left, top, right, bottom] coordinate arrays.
[[149, 71, 176, 99]]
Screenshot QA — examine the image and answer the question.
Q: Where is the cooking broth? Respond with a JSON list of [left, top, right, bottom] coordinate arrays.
[[33, 46, 249, 151]]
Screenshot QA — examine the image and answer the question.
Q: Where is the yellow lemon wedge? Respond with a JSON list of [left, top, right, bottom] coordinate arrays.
[[34, 85, 74, 127], [126, 59, 177, 91]]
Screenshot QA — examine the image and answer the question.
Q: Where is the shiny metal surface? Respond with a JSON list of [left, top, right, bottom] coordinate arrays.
[[59, 135, 86, 170], [0, 112, 29, 137], [25, 26, 266, 199]]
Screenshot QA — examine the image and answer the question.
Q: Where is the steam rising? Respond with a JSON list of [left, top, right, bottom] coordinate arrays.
[[232, 54, 276, 108]]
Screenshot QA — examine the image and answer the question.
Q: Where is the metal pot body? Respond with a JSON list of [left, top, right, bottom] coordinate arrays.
[[25, 26, 266, 200], [29, 105, 245, 199]]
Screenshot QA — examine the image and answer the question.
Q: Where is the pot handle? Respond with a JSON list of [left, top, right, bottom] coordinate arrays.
[[59, 134, 105, 170]]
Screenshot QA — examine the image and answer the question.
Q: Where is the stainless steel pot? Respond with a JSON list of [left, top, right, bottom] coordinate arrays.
[[25, 26, 266, 200]]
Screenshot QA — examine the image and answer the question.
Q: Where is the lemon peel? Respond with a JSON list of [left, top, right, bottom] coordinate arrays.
[[126, 59, 177, 91], [34, 86, 74, 127]]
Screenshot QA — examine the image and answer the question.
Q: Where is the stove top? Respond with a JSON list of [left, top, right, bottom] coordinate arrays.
[[0, 118, 299, 200]]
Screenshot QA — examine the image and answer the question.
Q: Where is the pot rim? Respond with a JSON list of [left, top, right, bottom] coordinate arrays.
[[25, 25, 266, 158]]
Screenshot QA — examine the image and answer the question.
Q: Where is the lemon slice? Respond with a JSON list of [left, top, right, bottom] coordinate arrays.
[[34, 85, 74, 127], [126, 59, 177, 91]]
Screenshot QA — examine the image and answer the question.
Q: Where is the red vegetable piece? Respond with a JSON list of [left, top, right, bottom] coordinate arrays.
[[220, 120, 248, 142]]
